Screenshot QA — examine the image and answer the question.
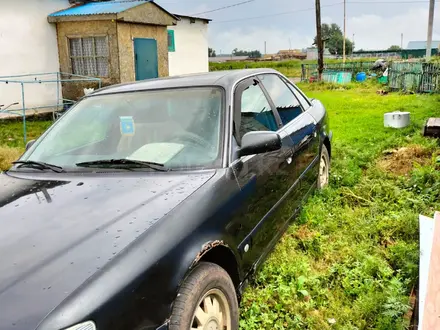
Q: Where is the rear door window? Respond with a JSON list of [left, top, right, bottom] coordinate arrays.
[[258, 74, 303, 125], [283, 78, 311, 110]]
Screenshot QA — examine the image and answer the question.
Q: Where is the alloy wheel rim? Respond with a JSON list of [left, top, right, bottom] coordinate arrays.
[[191, 288, 231, 330], [319, 154, 329, 187]]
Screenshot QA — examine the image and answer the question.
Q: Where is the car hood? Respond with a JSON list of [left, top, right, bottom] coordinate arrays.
[[0, 170, 215, 330]]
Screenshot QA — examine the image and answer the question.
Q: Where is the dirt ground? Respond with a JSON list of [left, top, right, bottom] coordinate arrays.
[[378, 145, 433, 175]]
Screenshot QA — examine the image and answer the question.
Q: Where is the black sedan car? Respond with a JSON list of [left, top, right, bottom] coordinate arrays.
[[0, 69, 331, 330]]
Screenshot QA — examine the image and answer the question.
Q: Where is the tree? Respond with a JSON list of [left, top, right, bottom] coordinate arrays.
[[387, 45, 401, 51], [232, 48, 262, 58], [208, 47, 216, 57], [314, 23, 353, 56], [248, 50, 262, 59]]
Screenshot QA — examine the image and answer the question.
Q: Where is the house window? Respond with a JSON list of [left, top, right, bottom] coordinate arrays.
[[167, 30, 175, 52], [69, 37, 109, 77]]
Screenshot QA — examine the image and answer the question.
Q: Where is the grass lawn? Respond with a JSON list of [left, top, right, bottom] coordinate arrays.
[[209, 58, 378, 78], [0, 119, 52, 170], [240, 84, 440, 329], [1, 83, 440, 329], [210, 60, 304, 78]]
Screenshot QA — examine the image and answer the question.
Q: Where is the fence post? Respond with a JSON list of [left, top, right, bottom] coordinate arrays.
[[21, 82, 26, 144]]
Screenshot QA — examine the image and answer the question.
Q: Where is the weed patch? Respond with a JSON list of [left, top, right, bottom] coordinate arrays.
[[378, 145, 433, 176], [0, 146, 22, 171], [0, 119, 51, 171]]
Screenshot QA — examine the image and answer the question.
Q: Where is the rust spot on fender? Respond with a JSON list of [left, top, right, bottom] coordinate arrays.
[[191, 240, 227, 267]]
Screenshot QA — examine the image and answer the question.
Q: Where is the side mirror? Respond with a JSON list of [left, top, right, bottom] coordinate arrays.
[[239, 131, 282, 157], [25, 139, 36, 151]]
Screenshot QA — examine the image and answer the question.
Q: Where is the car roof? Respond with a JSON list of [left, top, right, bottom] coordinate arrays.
[[92, 68, 280, 95]]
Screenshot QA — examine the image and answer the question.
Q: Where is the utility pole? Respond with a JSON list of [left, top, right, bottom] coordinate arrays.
[[264, 41, 267, 55], [315, 0, 324, 80], [352, 33, 355, 58], [426, 0, 435, 60], [289, 38, 292, 50], [343, 0, 346, 63], [401, 33, 403, 50]]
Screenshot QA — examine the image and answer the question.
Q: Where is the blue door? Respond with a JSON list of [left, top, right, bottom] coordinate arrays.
[[134, 38, 158, 81]]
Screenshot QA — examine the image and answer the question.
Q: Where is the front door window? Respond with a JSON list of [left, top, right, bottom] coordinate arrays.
[[239, 82, 278, 141]]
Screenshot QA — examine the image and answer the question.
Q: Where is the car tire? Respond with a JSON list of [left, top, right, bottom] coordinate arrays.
[[169, 262, 239, 330], [317, 144, 330, 189]]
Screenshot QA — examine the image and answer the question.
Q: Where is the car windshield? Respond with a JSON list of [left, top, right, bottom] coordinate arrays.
[[19, 87, 223, 170]]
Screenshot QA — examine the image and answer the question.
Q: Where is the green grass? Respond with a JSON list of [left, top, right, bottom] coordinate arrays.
[[210, 60, 304, 78], [240, 83, 440, 329], [0, 119, 52, 170], [1, 83, 440, 328], [209, 58, 379, 78]]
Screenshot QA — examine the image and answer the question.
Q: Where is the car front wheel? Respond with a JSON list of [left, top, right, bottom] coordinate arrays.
[[169, 262, 239, 330]]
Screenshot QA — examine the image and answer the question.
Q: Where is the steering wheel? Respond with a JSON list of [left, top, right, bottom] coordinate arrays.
[[171, 131, 212, 149]]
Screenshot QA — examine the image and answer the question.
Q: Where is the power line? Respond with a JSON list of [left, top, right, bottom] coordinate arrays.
[[192, 0, 255, 16], [348, 0, 428, 3], [210, 0, 429, 24], [160, 0, 240, 3], [211, 2, 343, 24]]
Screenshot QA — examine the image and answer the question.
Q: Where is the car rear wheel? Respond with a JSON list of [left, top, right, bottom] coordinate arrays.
[[318, 145, 330, 189], [169, 262, 239, 330]]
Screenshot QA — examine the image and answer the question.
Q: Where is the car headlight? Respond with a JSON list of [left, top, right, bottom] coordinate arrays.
[[64, 321, 96, 330]]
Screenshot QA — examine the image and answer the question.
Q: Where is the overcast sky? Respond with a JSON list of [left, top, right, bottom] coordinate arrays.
[[157, 0, 439, 54]]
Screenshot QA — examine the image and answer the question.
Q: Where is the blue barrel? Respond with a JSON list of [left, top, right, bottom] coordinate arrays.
[[356, 72, 367, 82]]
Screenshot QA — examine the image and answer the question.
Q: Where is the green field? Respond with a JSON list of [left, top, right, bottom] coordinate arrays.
[[210, 60, 305, 78], [0, 119, 51, 171], [240, 84, 440, 329], [1, 83, 439, 329], [209, 58, 378, 78]]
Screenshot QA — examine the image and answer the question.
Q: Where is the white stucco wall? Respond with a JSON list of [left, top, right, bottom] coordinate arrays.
[[168, 18, 209, 76], [0, 0, 70, 110]]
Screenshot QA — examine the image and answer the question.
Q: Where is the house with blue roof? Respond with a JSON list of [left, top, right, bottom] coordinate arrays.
[[0, 0, 211, 108]]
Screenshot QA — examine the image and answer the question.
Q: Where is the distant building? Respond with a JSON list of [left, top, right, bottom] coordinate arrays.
[[352, 50, 401, 59], [407, 40, 440, 50], [306, 47, 332, 60], [276, 50, 306, 60]]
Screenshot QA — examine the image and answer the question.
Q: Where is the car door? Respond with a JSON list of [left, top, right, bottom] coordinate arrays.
[[228, 77, 297, 274], [258, 73, 320, 197]]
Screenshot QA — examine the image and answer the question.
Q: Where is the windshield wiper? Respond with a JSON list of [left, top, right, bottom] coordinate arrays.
[[12, 160, 65, 173], [75, 159, 168, 172]]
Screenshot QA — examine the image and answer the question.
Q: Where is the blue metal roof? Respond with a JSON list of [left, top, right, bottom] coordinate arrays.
[[407, 40, 440, 50], [49, 0, 149, 17]]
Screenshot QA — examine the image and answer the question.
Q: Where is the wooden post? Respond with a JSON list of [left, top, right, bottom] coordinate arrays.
[[426, 0, 435, 61], [315, 0, 323, 80], [343, 0, 346, 63]]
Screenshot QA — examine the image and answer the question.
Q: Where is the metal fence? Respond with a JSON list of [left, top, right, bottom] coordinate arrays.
[[388, 62, 440, 93], [0, 72, 101, 143], [301, 62, 376, 81]]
